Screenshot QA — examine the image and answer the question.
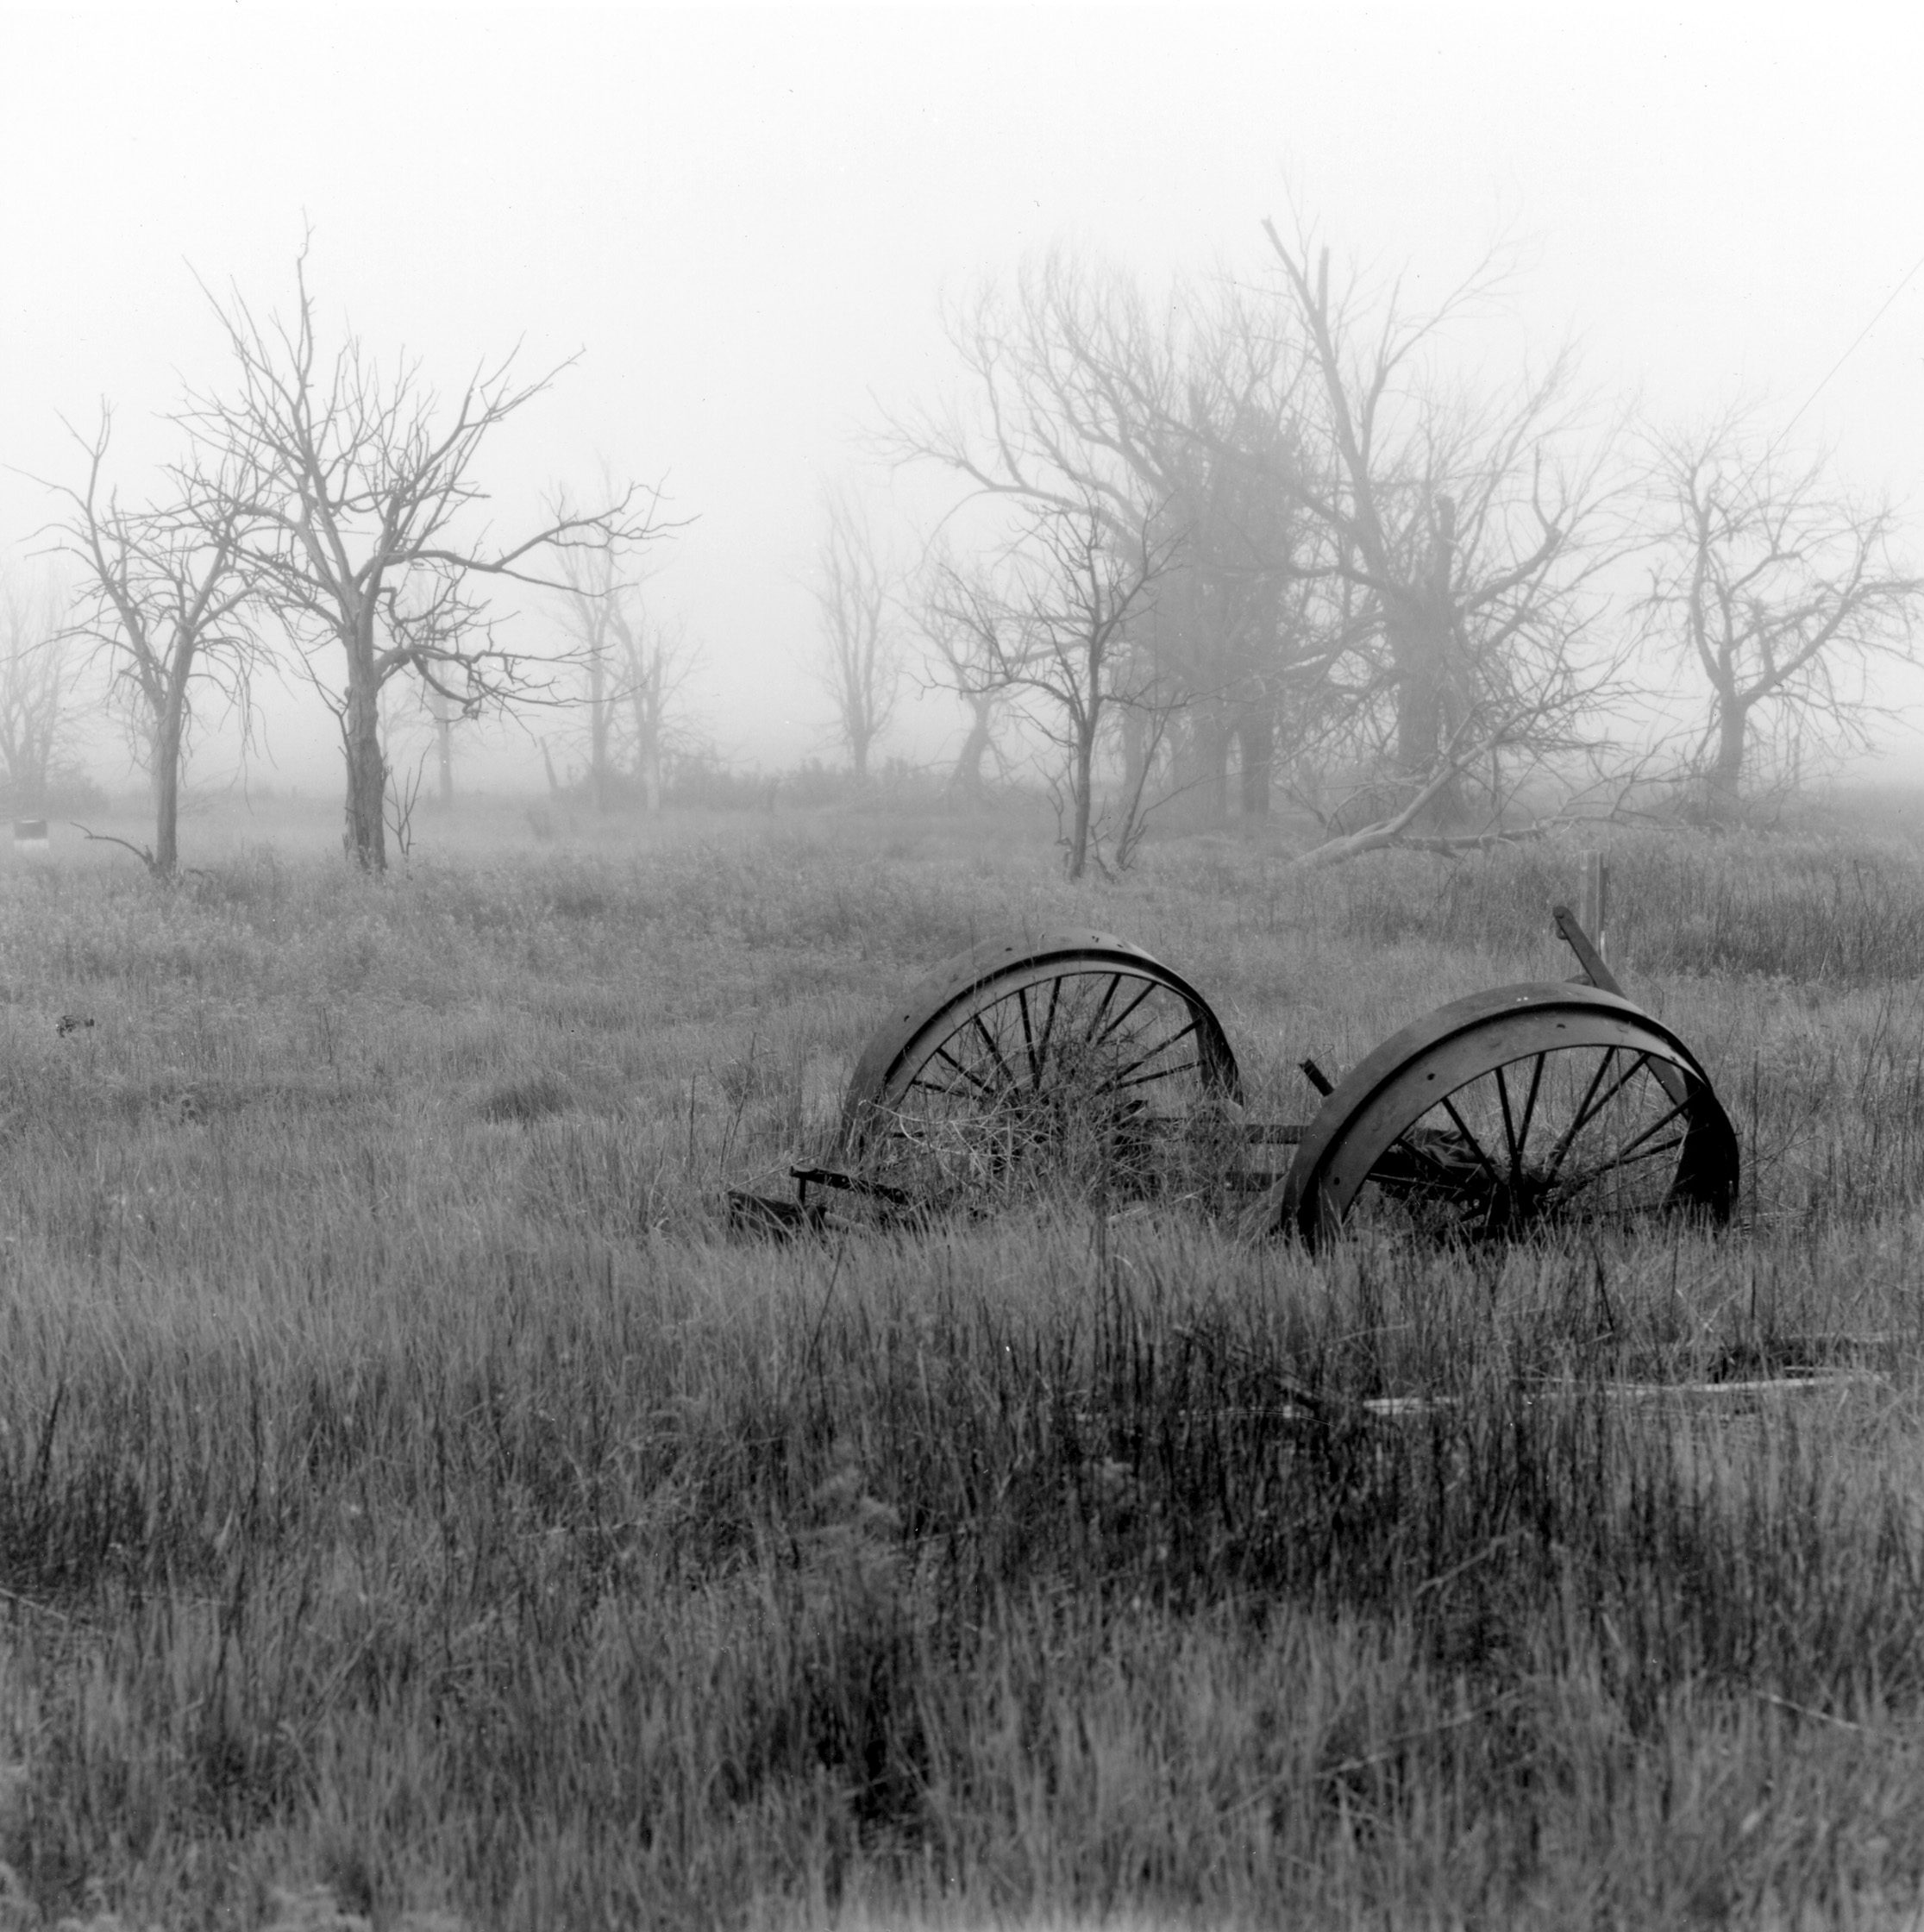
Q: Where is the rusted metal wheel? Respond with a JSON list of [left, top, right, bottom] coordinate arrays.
[[837, 930, 1241, 1210], [1269, 983, 1739, 1245]]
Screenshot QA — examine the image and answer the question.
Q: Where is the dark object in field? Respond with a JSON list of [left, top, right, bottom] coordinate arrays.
[[724, 1165, 931, 1239], [725, 1188, 826, 1240], [56, 1013, 93, 1037], [728, 908, 1740, 1247], [837, 929, 1241, 1212], [1273, 982, 1739, 1243]]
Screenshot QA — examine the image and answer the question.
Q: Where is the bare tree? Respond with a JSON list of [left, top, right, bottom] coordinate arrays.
[[886, 254, 1314, 821], [807, 484, 899, 782], [182, 240, 663, 871], [550, 477, 694, 813], [895, 232, 1628, 858], [552, 480, 641, 814], [611, 599, 696, 811], [928, 499, 1176, 878], [1638, 405, 1921, 817], [47, 411, 263, 874], [918, 544, 1008, 805], [0, 568, 78, 816], [1257, 218, 1632, 850], [553, 537, 623, 814]]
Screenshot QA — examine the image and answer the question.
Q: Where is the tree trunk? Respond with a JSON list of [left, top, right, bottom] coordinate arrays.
[[1169, 714, 1229, 828], [631, 662, 663, 811], [588, 649, 610, 813], [342, 639, 386, 872], [1236, 705, 1275, 819], [1708, 693, 1748, 818], [1391, 494, 1463, 828], [949, 702, 993, 805], [1392, 612, 1445, 776], [1068, 725, 1095, 880], [1198, 714, 1231, 826], [153, 696, 185, 877], [436, 711, 453, 806]]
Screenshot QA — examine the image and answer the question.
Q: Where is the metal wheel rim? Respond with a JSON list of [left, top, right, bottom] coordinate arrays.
[[839, 932, 1240, 1206], [1273, 983, 1739, 1244]]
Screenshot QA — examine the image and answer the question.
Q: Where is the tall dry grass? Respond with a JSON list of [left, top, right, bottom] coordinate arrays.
[[0, 800, 1920, 1926]]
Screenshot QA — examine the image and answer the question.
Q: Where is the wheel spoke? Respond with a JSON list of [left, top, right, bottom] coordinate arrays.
[[1553, 1132, 1689, 1203], [906, 1075, 973, 1102], [1376, 1132, 1478, 1198], [1081, 973, 1123, 1048], [931, 1044, 998, 1099], [1495, 1064, 1522, 1184], [1570, 1094, 1694, 1178], [1544, 1046, 1616, 1172], [1094, 976, 1158, 1048], [1437, 1095, 1503, 1184], [1106, 1056, 1202, 1094], [1034, 975, 1064, 1082], [1017, 987, 1038, 1088], [1570, 1051, 1651, 1140], [1386, 1130, 1448, 1176], [1097, 1017, 1200, 1091], [969, 1013, 1018, 1092], [1514, 1052, 1547, 1164], [1544, 1050, 1651, 1181]]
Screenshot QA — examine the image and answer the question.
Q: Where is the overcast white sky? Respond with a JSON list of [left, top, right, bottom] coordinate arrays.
[[3, 2, 1922, 793]]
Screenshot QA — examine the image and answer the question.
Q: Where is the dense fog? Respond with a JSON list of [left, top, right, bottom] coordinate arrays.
[[3, 4, 1922, 850]]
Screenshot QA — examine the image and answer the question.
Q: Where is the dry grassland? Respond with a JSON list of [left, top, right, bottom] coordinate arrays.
[[0, 793, 1921, 1928]]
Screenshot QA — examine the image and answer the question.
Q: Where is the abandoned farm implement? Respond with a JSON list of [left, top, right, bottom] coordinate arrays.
[[728, 903, 1740, 1246]]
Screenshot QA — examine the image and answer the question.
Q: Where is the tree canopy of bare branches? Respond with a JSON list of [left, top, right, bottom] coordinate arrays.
[[887, 253, 1319, 820], [182, 240, 665, 870], [925, 499, 1177, 878], [1257, 219, 1631, 850], [1639, 405, 1922, 817]]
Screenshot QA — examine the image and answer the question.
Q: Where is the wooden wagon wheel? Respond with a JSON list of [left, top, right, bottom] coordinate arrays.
[[837, 930, 1241, 1210], [1268, 983, 1739, 1245]]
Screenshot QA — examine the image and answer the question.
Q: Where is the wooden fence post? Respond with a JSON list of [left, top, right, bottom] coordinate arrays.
[[1580, 850, 1608, 963]]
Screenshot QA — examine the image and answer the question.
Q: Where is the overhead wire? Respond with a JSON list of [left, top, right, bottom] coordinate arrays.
[[1782, 246, 1924, 434]]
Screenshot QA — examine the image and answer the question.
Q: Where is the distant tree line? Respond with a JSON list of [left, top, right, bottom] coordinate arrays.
[[6, 209, 1917, 879], [809, 217, 1921, 873]]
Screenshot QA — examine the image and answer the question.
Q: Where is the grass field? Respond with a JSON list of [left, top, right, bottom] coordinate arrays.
[[3, 790, 1924, 1929]]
